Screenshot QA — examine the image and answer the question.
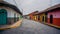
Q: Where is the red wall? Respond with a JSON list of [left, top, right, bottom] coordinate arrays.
[[29, 15, 34, 20], [53, 18, 60, 26], [47, 8, 60, 26], [47, 18, 60, 26]]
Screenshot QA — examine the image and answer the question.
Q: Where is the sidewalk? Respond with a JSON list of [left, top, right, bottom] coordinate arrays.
[[0, 19, 23, 30], [44, 23, 60, 28]]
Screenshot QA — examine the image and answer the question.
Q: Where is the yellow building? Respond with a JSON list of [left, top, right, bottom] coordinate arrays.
[[34, 15, 36, 20], [39, 13, 47, 23], [32, 14, 37, 21]]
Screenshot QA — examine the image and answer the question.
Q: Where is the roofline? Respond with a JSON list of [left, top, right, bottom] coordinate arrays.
[[0, 1, 22, 15], [38, 4, 60, 14], [28, 11, 38, 15], [44, 4, 60, 11]]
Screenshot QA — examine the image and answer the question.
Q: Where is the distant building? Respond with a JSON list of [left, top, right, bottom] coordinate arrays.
[[27, 11, 38, 20]]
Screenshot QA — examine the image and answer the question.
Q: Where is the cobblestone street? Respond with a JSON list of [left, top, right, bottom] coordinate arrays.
[[0, 19, 60, 34]]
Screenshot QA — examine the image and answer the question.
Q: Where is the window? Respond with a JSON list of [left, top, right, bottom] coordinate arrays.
[[14, 13, 16, 22]]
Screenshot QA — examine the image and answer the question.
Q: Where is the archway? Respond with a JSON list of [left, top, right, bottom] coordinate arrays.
[[50, 15, 53, 24], [0, 9, 7, 25], [42, 16, 44, 22]]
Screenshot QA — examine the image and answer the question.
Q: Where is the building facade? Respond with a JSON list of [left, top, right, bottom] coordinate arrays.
[[0, 1, 22, 25], [47, 7, 60, 27], [28, 11, 38, 20]]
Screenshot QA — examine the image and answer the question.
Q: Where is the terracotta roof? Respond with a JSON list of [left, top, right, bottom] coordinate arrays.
[[0, 1, 22, 15]]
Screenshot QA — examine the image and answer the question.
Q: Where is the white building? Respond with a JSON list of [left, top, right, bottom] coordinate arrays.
[[0, 0, 22, 25]]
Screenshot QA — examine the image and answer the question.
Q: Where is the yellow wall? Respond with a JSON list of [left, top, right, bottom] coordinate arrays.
[[34, 16, 37, 20], [39, 13, 46, 23], [31, 13, 46, 23], [33, 15, 38, 21], [33, 15, 36, 21]]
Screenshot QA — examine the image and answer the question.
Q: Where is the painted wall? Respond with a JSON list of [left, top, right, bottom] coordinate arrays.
[[0, 6, 21, 18], [47, 9, 60, 26], [33, 15, 39, 21], [33, 15, 37, 21], [29, 14, 33, 20], [39, 13, 46, 23], [0, 6, 22, 24]]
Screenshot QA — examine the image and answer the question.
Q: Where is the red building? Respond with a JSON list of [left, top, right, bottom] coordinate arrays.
[[28, 11, 38, 20], [47, 4, 60, 28]]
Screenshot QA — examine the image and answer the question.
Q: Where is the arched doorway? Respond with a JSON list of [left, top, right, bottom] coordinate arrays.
[[42, 16, 44, 22], [38, 15, 40, 20], [50, 15, 53, 24], [0, 9, 7, 25]]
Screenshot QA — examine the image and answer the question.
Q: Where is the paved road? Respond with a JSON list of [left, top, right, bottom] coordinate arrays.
[[0, 19, 60, 34]]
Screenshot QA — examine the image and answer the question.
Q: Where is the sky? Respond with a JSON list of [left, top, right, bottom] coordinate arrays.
[[4, 0, 60, 15]]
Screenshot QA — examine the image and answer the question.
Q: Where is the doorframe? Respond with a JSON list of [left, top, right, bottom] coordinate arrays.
[[50, 15, 53, 24], [0, 9, 7, 25], [42, 16, 44, 22]]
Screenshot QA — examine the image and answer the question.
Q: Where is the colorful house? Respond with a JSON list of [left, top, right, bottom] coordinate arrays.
[[38, 13, 45, 23], [46, 4, 60, 28], [33, 13, 40, 21], [28, 11, 38, 20], [33, 11, 47, 23], [0, 1, 22, 25], [34, 4, 60, 28], [33, 14, 38, 21]]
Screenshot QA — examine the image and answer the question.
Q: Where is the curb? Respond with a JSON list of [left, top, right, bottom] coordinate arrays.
[[0, 19, 23, 30], [29, 19, 60, 29], [44, 23, 60, 28]]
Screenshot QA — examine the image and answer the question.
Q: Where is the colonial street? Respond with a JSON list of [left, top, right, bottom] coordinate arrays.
[[0, 19, 60, 34]]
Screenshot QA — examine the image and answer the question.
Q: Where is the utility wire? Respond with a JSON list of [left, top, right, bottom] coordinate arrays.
[[13, 0, 23, 15], [13, 0, 22, 11]]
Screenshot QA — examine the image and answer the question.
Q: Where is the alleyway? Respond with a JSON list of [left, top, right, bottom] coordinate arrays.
[[0, 19, 60, 34]]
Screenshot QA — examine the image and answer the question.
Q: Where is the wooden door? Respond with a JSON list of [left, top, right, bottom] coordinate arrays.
[[0, 9, 7, 25]]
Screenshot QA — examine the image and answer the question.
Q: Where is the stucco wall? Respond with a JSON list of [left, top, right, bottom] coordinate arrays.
[[0, 6, 21, 18], [48, 9, 60, 18], [0, 6, 22, 24], [39, 13, 46, 23], [47, 9, 60, 26]]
